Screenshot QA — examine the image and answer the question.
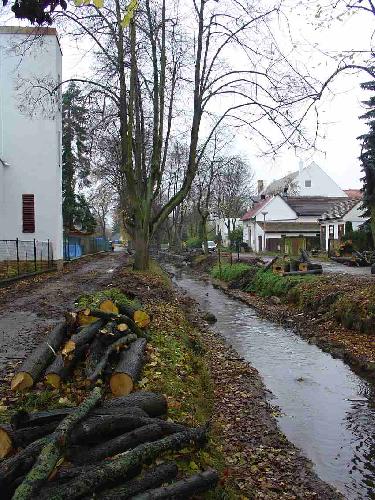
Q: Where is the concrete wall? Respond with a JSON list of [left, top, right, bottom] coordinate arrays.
[[0, 28, 63, 260]]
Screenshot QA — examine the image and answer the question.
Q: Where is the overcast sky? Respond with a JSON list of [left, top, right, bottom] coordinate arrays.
[[58, 2, 374, 191], [2, 1, 373, 191], [233, 3, 374, 190]]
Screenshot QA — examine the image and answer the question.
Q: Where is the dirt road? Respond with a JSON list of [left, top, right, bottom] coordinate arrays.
[[0, 252, 126, 374]]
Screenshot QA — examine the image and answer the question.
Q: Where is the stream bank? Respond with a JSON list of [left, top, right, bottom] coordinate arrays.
[[164, 262, 375, 499], [0, 254, 339, 499]]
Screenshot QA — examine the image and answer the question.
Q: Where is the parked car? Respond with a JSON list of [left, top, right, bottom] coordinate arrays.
[[202, 240, 217, 252]]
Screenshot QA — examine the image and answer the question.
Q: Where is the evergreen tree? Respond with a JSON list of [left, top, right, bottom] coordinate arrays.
[[62, 82, 96, 233], [359, 80, 375, 244]]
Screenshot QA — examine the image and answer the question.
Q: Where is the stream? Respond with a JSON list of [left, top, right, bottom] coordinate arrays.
[[167, 264, 375, 500]]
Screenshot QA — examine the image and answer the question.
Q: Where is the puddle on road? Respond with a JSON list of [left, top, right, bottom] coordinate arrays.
[[167, 265, 375, 500]]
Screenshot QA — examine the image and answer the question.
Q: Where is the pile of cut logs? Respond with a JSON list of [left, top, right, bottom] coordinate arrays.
[[9, 300, 151, 396], [0, 389, 219, 499], [272, 250, 323, 276]]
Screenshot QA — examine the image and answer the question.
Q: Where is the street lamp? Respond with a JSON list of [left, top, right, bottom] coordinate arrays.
[[261, 211, 268, 252]]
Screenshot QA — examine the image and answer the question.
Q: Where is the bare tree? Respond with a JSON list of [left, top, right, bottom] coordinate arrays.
[[88, 182, 114, 238], [18, 0, 348, 269]]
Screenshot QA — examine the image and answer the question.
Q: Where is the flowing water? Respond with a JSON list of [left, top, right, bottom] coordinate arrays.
[[167, 264, 375, 499]]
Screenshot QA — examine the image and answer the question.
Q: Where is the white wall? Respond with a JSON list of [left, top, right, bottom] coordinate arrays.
[[0, 28, 63, 260], [297, 162, 347, 198], [254, 196, 297, 222], [343, 202, 368, 229], [215, 218, 243, 245]]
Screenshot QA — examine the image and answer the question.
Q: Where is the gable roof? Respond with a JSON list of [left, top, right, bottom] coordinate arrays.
[[344, 189, 362, 199], [285, 197, 347, 217], [262, 171, 298, 196], [241, 197, 270, 221], [319, 198, 361, 221]]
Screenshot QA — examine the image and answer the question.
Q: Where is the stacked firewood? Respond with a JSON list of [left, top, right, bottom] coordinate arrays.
[[0, 390, 219, 499], [9, 300, 151, 397]]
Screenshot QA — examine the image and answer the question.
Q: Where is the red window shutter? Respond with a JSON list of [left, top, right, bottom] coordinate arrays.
[[22, 194, 35, 233]]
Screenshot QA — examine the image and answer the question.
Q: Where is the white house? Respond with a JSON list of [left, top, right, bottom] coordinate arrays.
[[0, 27, 63, 266], [318, 199, 368, 251], [261, 161, 348, 198], [242, 195, 348, 253]]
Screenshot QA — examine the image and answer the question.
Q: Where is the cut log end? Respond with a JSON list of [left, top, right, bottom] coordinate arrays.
[[134, 310, 150, 329], [110, 373, 134, 396], [45, 373, 61, 389], [0, 427, 13, 458], [11, 372, 33, 392], [62, 340, 76, 356], [100, 300, 119, 315]]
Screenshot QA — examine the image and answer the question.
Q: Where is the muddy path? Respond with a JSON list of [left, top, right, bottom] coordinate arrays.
[[0, 252, 127, 374]]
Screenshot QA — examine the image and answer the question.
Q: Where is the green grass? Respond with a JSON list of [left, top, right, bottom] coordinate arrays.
[[76, 287, 141, 310], [210, 262, 251, 282], [245, 267, 319, 297]]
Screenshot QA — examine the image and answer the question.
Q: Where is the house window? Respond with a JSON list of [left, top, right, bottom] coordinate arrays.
[[22, 194, 35, 233], [305, 180, 312, 187], [328, 225, 334, 238]]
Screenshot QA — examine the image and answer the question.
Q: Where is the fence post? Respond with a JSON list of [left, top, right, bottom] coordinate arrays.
[[47, 239, 50, 269], [34, 239, 37, 272], [16, 238, 20, 276]]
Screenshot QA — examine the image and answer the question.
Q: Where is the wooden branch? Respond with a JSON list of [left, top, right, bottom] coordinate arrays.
[[12, 387, 101, 500]]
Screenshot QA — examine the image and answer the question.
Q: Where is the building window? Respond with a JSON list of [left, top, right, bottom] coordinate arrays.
[[328, 225, 334, 238], [305, 180, 312, 187], [22, 194, 35, 233]]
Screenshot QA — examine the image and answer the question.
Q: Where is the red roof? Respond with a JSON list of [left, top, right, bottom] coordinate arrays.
[[242, 198, 270, 221], [344, 189, 362, 199]]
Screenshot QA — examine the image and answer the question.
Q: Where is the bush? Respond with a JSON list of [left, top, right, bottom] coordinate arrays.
[[210, 262, 251, 282], [186, 236, 203, 249]]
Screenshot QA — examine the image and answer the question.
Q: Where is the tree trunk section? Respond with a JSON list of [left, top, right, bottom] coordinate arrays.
[[97, 463, 178, 500], [104, 391, 167, 417], [110, 338, 147, 396], [11, 406, 148, 430], [33, 427, 207, 500], [132, 469, 219, 499], [69, 423, 173, 465], [11, 322, 67, 392], [0, 422, 57, 459], [87, 334, 137, 383], [68, 414, 184, 445], [45, 344, 88, 389], [62, 319, 105, 356], [12, 387, 101, 500], [133, 233, 150, 271]]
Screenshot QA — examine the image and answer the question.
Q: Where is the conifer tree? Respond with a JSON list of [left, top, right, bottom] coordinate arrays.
[[62, 82, 96, 232], [358, 80, 375, 244]]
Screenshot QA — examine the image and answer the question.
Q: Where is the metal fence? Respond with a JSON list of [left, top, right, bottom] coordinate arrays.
[[0, 239, 55, 280], [63, 235, 110, 261]]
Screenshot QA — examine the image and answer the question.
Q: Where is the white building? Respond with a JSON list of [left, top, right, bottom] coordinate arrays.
[[319, 199, 368, 251], [214, 218, 243, 246], [261, 161, 348, 198], [0, 27, 63, 265], [242, 195, 349, 253]]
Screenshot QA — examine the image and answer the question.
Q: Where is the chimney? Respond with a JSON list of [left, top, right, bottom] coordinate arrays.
[[257, 179, 264, 194], [299, 159, 303, 173]]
